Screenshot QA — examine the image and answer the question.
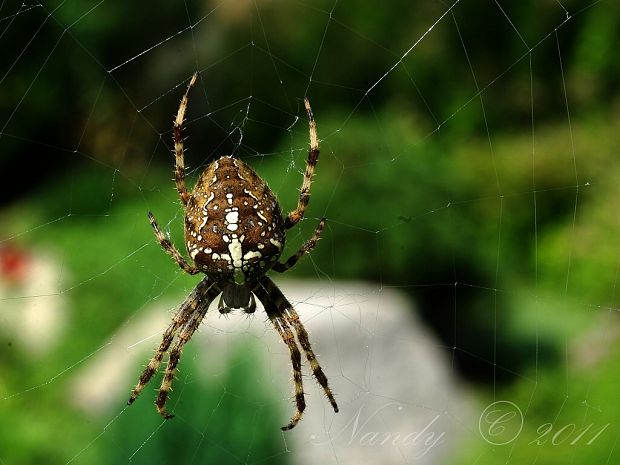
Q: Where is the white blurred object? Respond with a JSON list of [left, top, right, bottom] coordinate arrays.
[[271, 282, 474, 465], [0, 246, 68, 356], [71, 280, 473, 464]]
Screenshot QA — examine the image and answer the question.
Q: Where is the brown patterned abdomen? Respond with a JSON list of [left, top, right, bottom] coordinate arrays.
[[185, 156, 284, 284]]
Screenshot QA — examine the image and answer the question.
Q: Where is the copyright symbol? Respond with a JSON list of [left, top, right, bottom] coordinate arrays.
[[478, 400, 524, 445]]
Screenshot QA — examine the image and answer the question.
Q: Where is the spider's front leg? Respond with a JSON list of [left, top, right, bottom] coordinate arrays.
[[284, 304, 338, 414], [261, 300, 306, 430], [127, 279, 210, 405], [255, 277, 338, 430], [127, 283, 202, 405], [155, 283, 219, 419]]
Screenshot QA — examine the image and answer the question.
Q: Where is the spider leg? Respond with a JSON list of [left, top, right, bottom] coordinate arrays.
[[259, 277, 338, 414], [155, 283, 220, 419], [173, 72, 199, 206], [127, 278, 211, 405], [283, 304, 339, 414], [148, 211, 200, 275], [255, 277, 338, 430], [257, 293, 305, 430], [272, 217, 325, 273], [284, 97, 320, 230]]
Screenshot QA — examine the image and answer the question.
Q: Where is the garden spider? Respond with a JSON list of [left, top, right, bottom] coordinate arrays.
[[127, 72, 338, 430]]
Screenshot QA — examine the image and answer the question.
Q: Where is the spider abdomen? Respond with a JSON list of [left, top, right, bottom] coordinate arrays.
[[185, 156, 285, 284]]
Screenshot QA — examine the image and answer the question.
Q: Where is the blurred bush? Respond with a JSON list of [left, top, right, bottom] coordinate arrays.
[[2, 0, 619, 199], [2, 0, 620, 462], [2, 0, 619, 383]]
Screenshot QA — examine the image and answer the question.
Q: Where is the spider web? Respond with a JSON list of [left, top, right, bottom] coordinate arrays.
[[1, 0, 619, 464]]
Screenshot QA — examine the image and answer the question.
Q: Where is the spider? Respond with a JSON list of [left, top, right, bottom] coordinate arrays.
[[127, 72, 338, 431]]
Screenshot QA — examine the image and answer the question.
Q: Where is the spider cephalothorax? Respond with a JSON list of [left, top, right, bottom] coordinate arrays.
[[128, 72, 338, 430]]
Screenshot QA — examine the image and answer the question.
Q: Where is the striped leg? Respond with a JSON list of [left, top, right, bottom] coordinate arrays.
[[148, 211, 199, 275], [155, 283, 220, 419], [173, 72, 199, 206], [284, 305, 338, 413], [254, 280, 306, 430], [128, 304, 190, 405], [284, 97, 320, 229], [269, 312, 306, 430], [272, 218, 325, 273], [255, 277, 338, 430], [127, 278, 212, 405]]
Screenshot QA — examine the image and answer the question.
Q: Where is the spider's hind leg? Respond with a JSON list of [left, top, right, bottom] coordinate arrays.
[[284, 98, 320, 230], [173, 72, 199, 206]]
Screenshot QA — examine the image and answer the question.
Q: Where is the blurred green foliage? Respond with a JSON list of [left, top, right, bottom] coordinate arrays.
[[1, 0, 620, 464], [455, 328, 620, 465], [0, 171, 287, 464], [3, 0, 619, 182]]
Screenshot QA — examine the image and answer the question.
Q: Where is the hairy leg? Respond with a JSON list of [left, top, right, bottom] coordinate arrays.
[[284, 97, 320, 229], [272, 218, 325, 273], [148, 211, 199, 275], [154, 282, 219, 419], [173, 72, 199, 206], [128, 278, 212, 404], [255, 277, 338, 429]]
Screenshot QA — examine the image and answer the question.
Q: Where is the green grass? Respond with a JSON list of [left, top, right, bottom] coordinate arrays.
[[0, 167, 288, 464], [1, 107, 618, 464]]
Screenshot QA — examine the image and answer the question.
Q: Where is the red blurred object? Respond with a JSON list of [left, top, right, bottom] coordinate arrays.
[[0, 245, 30, 283]]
